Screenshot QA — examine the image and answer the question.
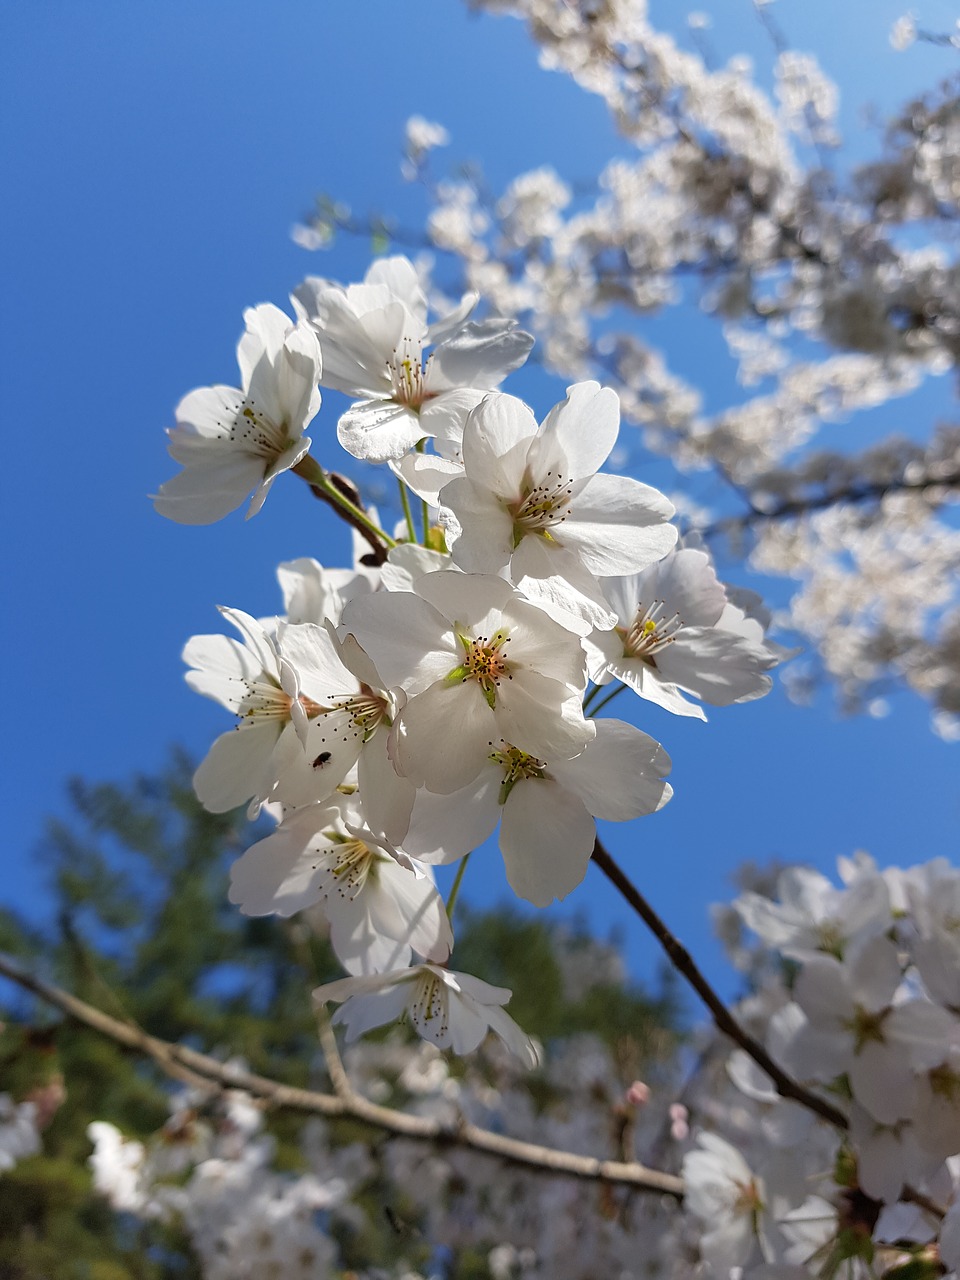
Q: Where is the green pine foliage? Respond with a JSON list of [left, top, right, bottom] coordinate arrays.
[[0, 752, 684, 1278]]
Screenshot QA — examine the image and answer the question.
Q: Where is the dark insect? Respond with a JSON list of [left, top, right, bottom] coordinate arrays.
[[312, 751, 332, 769]]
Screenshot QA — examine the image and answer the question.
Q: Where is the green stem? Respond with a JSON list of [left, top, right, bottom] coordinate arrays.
[[588, 682, 625, 718], [415, 439, 430, 542], [397, 475, 418, 544], [294, 455, 397, 551], [445, 853, 471, 921], [582, 682, 601, 713]]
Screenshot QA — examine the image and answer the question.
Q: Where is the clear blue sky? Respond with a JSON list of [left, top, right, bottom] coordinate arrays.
[[2, 0, 957, 999]]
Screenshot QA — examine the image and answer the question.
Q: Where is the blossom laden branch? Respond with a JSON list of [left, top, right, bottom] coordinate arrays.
[[0, 953, 684, 1199]]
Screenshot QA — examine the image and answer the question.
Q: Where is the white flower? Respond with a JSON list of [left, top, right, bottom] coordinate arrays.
[[401, 719, 672, 908], [890, 14, 917, 50], [735, 862, 891, 961], [186, 608, 406, 823], [440, 384, 677, 634], [228, 795, 452, 976], [293, 256, 532, 463], [787, 936, 958, 1123], [314, 965, 540, 1067], [589, 548, 780, 716], [683, 1133, 765, 1271], [154, 304, 321, 524], [0, 1095, 40, 1171], [341, 569, 594, 795]]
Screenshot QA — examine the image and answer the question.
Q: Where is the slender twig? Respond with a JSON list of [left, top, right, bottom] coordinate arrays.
[[698, 471, 960, 540], [397, 475, 418, 545], [0, 953, 683, 1199], [293, 456, 396, 563], [590, 839, 849, 1130], [587, 683, 626, 719]]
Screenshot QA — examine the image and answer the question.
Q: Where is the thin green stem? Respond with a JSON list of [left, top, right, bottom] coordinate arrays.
[[415, 439, 430, 542], [445, 853, 471, 921], [398, 475, 418, 544], [588, 682, 625, 718], [293, 455, 397, 553], [582, 682, 601, 713]]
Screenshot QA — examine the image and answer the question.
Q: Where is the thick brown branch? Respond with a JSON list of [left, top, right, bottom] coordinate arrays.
[[0, 953, 683, 1200]]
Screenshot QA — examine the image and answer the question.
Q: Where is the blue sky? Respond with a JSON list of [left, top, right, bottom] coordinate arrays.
[[3, 0, 957, 1000]]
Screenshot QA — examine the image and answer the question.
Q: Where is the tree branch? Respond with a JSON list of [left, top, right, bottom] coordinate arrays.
[[697, 470, 960, 539], [590, 839, 849, 1130], [0, 953, 683, 1200]]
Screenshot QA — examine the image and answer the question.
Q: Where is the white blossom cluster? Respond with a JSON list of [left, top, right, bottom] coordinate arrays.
[[155, 253, 780, 1063], [299, 1, 960, 734], [82, 853, 960, 1279]]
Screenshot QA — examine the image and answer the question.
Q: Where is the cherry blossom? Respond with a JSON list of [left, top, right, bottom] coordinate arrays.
[[154, 304, 321, 524], [292, 255, 533, 463]]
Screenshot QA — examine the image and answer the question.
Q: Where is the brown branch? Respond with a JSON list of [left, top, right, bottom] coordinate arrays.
[[590, 839, 850, 1130], [0, 953, 683, 1200], [698, 471, 960, 539]]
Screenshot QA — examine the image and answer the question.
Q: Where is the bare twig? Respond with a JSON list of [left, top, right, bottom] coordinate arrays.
[[590, 841, 947, 1221], [590, 839, 849, 1130], [0, 953, 683, 1199]]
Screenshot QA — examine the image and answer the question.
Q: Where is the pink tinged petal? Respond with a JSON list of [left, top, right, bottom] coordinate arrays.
[[441, 476, 516, 572], [341, 591, 456, 693], [152, 453, 268, 525], [460, 392, 539, 497], [428, 320, 534, 392], [193, 722, 282, 813], [652, 629, 776, 707], [227, 807, 340, 916], [529, 381, 620, 480], [337, 399, 425, 462], [559, 473, 678, 576], [500, 779, 595, 907], [850, 1041, 917, 1123], [495, 669, 595, 762], [550, 719, 672, 822], [401, 769, 501, 861], [357, 730, 416, 847], [395, 680, 496, 794]]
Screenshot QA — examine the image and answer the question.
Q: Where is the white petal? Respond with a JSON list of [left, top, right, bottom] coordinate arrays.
[[500, 780, 595, 906]]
